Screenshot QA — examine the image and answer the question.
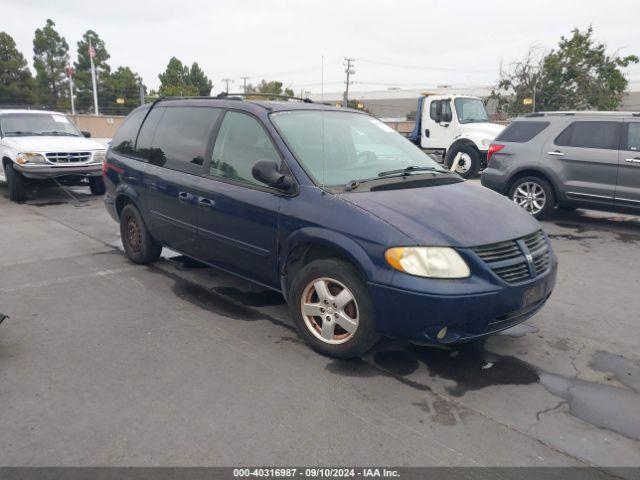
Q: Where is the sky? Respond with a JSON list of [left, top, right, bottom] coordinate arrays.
[[4, 0, 640, 95]]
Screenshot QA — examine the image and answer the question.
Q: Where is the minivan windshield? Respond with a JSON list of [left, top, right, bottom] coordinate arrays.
[[454, 98, 489, 124], [270, 110, 448, 187], [0, 113, 81, 137]]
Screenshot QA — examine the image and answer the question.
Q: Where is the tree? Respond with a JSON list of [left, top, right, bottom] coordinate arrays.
[[32, 19, 69, 108], [0, 32, 37, 106], [103, 66, 145, 115], [158, 57, 198, 96], [246, 80, 294, 100], [492, 27, 638, 115], [187, 62, 213, 96], [74, 30, 111, 112]]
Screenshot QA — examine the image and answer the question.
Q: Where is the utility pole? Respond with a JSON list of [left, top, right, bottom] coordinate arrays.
[[240, 76, 249, 94], [343, 57, 355, 107], [66, 67, 75, 115], [532, 62, 544, 113], [88, 38, 99, 115], [221, 78, 233, 93]]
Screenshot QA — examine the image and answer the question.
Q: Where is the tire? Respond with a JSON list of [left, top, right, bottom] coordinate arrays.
[[89, 176, 106, 195], [446, 144, 480, 179], [119, 204, 162, 264], [508, 176, 556, 220], [288, 258, 380, 359], [5, 162, 26, 203]]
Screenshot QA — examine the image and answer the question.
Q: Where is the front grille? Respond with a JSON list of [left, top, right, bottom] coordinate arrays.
[[45, 152, 92, 164], [472, 230, 550, 284]]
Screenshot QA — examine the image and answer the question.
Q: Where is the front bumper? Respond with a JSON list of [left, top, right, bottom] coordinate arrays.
[[14, 163, 102, 180], [368, 258, 557, 344]]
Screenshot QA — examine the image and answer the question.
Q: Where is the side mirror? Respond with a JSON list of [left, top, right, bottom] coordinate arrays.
[[252, 159, 294, 191], [81, 131, 92, 138]]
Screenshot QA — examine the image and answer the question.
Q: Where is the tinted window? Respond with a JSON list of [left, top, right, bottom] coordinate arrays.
[[555, 121, 620, 150], [151, 106, 221, 174], [111, 108, 148, 155], [133, 107, 165, 162], [496, 121, 550, 143], [626, 123, 640, 151], [210, 111, 280, 187]]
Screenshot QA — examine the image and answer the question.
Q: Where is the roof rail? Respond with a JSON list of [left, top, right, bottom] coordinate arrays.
[[215, 91, 314, 103], [524, 110, 639, 117]]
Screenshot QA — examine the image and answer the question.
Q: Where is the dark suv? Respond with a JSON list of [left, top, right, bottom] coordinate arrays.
[[103, 96, 557, 358], [481, 111, 640, 219]]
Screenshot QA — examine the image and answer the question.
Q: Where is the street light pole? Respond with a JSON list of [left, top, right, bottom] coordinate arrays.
[[88, 38, 99, 115], [66, 67, 75, 115]]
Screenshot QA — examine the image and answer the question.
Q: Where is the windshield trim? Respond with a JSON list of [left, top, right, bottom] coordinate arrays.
[[454, 97, 490, 125], [269, 109, 446, 191]]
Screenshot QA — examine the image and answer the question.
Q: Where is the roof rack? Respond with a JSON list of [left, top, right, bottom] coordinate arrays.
[[155, 92, 313, 103], [524, 111, 639, 117]]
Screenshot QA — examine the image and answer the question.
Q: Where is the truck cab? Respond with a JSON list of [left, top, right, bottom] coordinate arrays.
[[410, 94, 504, 178]]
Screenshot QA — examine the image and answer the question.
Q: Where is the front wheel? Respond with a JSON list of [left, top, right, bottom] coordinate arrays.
[[120, 204, 162, 264], [5, 162, 26, 203], [446, 145, 480, 179], [288, 259, 380, 359], [509, 176, 556, 220], [89, 176, 106, 195]]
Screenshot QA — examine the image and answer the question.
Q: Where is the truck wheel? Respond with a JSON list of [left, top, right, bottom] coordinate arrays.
[[89, 176, 106, 195], [120, 204, 162, 264], [446, 145, 480, 179], [288, 258, 380, 359], [509, 176, 556, 220], [5, 162, 26, 203]]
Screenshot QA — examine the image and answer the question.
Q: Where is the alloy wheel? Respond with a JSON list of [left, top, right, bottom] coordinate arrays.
[[512, 181, 546, 215], [300, 277, 359, 345]]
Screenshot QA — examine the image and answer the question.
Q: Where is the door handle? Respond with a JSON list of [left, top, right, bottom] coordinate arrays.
[[178, 191, 193, 203], [198, 197, 216, 209], [547, 150, 565, 156], [625, 157, 640, 164], [424, 129, 430, 138]]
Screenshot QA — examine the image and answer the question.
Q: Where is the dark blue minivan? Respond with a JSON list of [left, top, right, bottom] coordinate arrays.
[[103, 97, 557, 358]]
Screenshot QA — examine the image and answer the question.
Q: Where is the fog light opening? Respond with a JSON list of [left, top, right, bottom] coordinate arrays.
[[436, 327, 448, 341]]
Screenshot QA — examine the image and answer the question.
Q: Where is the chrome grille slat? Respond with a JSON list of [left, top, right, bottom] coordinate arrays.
[[45, 152, 92, 164], [473, 230, 550, 284]]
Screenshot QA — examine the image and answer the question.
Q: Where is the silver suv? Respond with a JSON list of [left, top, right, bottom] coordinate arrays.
[[481, 111, 640, 219]]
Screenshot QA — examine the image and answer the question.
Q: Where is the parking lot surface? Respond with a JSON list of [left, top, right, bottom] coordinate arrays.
[[1, 182, 639, 471]]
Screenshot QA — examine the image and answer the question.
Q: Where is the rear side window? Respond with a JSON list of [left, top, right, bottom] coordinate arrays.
[[555, 121, 620, 150], [495, 121, 550, 143], [134, 107, 165, 163], [625, 123, 640, 151], [111, 108, 148, 155], [150, 106, 221, 174]]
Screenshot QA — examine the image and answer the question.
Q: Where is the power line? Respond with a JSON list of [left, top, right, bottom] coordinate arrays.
[[356, 57, 497, 73]]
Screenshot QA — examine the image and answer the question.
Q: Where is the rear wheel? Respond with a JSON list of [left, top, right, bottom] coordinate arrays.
[[89, 176, 106, 195], [120, 204, 162, 264], [446, 145, 480, 178], [5, 162, 26, 203], [289, 258, 380, 358], [509, 176, 556, 220]]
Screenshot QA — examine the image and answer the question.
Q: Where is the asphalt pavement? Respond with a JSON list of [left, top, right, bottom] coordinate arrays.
[[0, 181, 639, 472]]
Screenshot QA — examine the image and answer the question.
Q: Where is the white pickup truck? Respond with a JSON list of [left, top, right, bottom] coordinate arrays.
[[409, 94, 504, 178], [0, 110, 107, 202]]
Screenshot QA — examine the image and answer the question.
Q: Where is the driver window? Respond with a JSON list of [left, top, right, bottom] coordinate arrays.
[[210, 111, 281, 186], [441, 100, 452, 123]]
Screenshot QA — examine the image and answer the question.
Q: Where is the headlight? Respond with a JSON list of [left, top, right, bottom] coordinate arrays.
[[16, 152, 46, 165], [93, 151, 107, 163], [385, 247, 470, 279]]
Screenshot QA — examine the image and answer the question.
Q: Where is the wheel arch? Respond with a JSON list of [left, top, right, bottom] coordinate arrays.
[[506, 169, 560, 206], [114, 187, 143, 219], [279, 228, 378, 300]]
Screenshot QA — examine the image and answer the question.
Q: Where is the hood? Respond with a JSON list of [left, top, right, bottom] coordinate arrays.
[[459, 122, 504, 138], [338, 181, 540, 248], [4, 136, 106, 152]]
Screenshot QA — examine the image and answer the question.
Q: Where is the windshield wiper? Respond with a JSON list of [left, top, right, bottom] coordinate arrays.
[[377, 165, 447, 177], [3, 131, 42, 136], [40, 131, 78, 137]]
